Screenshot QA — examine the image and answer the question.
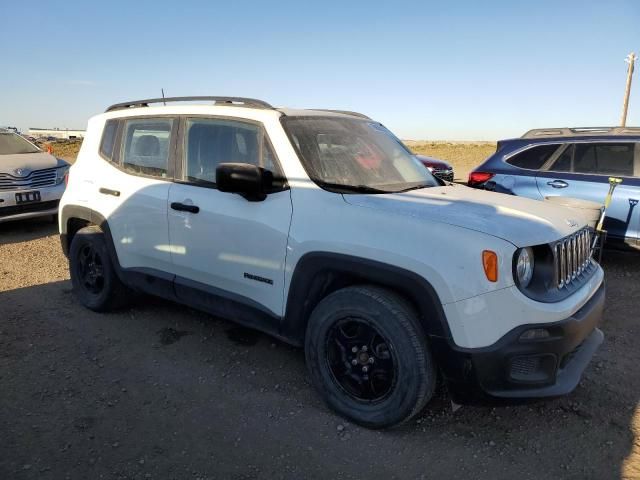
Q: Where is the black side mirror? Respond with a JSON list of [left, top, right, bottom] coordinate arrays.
[[216, 163, 271, 201]]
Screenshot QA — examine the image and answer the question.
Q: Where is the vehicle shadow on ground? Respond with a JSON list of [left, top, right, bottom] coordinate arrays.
[[0, 217, 57, 246], [1, 268, 638, 479]]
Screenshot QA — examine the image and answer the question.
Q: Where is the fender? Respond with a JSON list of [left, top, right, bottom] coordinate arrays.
[[60, 205, 118, 262], [281, 252, 453, 345]]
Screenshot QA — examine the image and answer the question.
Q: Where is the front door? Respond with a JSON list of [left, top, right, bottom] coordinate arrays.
[[167, 117, 292, 328]]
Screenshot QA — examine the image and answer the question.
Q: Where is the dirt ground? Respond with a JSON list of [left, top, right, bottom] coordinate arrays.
[[1, 217, 639, 480]]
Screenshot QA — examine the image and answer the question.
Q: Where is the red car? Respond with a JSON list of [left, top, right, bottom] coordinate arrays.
[[415, 155, 454, 182]]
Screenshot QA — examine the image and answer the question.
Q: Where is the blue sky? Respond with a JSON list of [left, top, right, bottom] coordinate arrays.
[[1, 0, 638, 139]]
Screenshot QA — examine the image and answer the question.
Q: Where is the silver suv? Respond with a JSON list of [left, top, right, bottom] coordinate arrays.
[[0, 129, 70, 223]]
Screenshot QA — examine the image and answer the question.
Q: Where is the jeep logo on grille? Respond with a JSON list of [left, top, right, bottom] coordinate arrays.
[[14, 168, 29, 177], [565, 219, 578, 228]]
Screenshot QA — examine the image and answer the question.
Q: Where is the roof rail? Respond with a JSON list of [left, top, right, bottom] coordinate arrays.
[[311, 109, 372, 120], [521, 126, 640, 139], [105, 96, 273, 113]]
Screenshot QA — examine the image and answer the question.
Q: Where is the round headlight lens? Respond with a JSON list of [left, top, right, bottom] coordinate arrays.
[[516, 247, 534, 287]]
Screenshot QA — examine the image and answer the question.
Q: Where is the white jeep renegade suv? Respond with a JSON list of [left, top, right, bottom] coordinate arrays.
[[59, 97, 605, 428]]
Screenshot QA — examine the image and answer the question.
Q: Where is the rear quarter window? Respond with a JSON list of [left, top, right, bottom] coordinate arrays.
[[99, 119, 118, 162], [505, 144, 560, 170]]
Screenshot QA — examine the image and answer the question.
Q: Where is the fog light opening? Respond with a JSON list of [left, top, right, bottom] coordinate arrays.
[[519, 328, 551, 341]]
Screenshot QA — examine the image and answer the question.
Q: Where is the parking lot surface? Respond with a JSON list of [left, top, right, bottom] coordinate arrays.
[[1, 219, 639, 479]]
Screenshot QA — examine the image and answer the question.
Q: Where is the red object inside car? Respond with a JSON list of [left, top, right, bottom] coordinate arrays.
[[355, 144, 382, 170]]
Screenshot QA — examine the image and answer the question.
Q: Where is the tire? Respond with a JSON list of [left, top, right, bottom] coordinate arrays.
[[69, 225, 130, 311], [305, 285, 436, 429]]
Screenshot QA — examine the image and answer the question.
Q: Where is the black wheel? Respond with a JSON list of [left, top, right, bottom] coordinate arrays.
[[305, 285, 436, 429], [69, 225, 129, 311]]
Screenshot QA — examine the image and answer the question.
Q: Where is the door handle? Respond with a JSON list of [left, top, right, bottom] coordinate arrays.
[[547, 180, 569, 189], [171, 202, 200, 214], [99, 187, 121, 197]]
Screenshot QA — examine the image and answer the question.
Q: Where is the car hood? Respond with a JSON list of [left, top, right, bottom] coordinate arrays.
[[343, 184, 589, 247], [0, 152, 64, 174]]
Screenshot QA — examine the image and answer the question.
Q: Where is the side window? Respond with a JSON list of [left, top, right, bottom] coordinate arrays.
[[505, 144, 559, 170], [99, 119, 118, 162], [573, 143, 634, 176], [184, 118, 282, 185], [121, 118, 173, 178], [549, 144, 573, 172]]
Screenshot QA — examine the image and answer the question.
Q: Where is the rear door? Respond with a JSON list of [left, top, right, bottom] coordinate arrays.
[[492, 143, 562, 198], [536, 142, 640, 244], [167, 116, 292, 328], [100, 116, 177, 274]]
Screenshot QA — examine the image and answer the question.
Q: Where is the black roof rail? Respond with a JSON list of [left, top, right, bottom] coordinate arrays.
[[105, 96, 273, 113], [521, 126, 640, 139], [311, 109, 372, 120]]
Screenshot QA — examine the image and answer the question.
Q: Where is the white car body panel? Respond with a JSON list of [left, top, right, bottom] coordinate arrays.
[[60, 104, 604, 351], [444, 266, 604, 348], [167, 184, 292, 316]]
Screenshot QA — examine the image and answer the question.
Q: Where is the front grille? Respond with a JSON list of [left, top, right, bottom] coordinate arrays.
[[554, 228, 592, 289], [0, 168, 57, 191], [433, 169, 454, 182], [0, 200, 59, 217]]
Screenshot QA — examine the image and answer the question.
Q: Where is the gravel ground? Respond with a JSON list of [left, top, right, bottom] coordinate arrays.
[[1, 218, 639, 480]]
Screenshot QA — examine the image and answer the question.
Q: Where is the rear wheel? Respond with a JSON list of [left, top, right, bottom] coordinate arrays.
[[305, 285, 436, 428], [69, 225, 129, 311]]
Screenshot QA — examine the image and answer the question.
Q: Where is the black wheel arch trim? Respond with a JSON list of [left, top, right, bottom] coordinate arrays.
[[60, 205, 114, 257], [60, 205, 128, 285], [281, 252, 452, 344]]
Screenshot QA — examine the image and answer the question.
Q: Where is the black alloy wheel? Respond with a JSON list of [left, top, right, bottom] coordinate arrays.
[[69, 225, 129, 311], [326, 318, 396, 402], [305, 285, 437, 429], [77, 243, 105, 295]]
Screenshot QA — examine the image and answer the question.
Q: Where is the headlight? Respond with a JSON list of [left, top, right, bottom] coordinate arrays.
[[515, 247, 534, 288], [55, 165, 70, 185]]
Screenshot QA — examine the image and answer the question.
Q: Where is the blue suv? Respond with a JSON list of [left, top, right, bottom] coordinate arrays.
[[469, 127, 640, 249]]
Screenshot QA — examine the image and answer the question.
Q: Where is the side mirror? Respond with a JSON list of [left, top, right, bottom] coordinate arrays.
[[216, 163, 270, 201]]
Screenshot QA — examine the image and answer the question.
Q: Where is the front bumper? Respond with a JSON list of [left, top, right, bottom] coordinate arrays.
[[432, 282, 605, 403], [433, 168, 454, 183], [0, 182, 64, 223]]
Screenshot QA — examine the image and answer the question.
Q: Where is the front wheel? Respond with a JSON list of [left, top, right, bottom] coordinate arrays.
[[305, 286, 436, 429]]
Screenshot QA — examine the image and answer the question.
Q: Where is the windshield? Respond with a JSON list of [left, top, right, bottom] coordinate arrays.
[[281, 116, 439, 193], [0, 132, 40, 155]]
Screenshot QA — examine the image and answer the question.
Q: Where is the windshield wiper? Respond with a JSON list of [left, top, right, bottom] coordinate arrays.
[[396, 183, 434, 193], [321, 182, 389, 194]]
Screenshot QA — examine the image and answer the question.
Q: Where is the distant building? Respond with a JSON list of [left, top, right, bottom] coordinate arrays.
[[28, 128, 85, 139]]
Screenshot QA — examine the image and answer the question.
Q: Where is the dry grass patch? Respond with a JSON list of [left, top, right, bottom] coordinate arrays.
[[405, 141, 497, 181]]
